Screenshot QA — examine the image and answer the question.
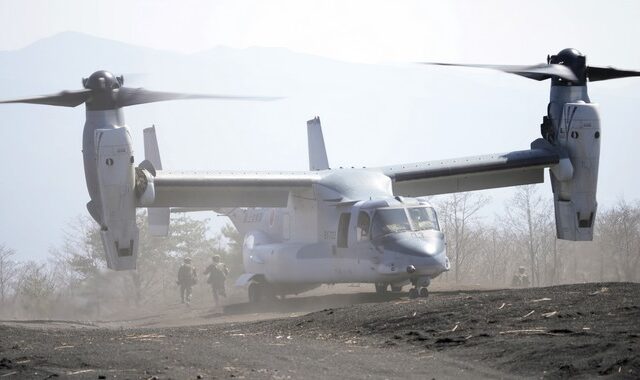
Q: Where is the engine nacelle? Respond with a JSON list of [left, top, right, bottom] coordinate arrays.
[[95, 127, 139, 270], [551, 102, 600, 241]]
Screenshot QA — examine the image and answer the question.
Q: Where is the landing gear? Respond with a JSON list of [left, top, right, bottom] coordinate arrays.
[[408, 287, 429, 299], [248, 281, 276, 303], [409, 276, 430, 299], [375, 283, 389, 294], [248, 282, 262, 303], [390, 285, 403, 292]]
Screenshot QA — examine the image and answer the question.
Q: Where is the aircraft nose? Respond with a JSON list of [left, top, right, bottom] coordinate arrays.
[[380, 232, 449, 275], [382, 233, 444, 257]]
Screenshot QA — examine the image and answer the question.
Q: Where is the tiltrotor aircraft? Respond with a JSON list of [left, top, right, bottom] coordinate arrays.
[[2, 48, 639, 301]]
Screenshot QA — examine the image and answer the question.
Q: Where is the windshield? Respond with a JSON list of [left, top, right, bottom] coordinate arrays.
[[371, 206, 439, 238], [371, 208, 412, 238], [408, 206, 439, 231]]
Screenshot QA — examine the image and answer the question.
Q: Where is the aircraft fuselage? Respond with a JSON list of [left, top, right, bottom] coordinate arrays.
[[229, 170, 450, 296]]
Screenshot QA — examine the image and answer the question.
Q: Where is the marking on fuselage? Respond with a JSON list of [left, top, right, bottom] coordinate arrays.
[[244, 211, 264, 223], [323, 231, 337, 241]]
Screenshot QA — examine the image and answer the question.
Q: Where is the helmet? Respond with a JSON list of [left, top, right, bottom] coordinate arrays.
[[184, 257, 192, 263], [212, 255, 221, 262]]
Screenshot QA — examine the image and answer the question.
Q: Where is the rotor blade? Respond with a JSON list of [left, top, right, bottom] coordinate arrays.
[[420, 62, 578, 82], [0, 89, 92, 107], [115, 87, 281, 107], [587, 66, 640, 82]]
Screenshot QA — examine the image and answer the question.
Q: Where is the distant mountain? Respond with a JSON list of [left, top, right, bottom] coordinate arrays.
[[1, 32, 639, 261]]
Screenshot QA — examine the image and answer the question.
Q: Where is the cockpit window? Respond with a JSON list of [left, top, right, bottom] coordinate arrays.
[[371, 209, 412, 238], [408, 207, 439, 231], [371, 206, 439, 238]]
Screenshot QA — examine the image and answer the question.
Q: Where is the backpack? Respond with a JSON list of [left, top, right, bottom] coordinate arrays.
[[178, 264, 194, 285], [207, 263, 226, 285]]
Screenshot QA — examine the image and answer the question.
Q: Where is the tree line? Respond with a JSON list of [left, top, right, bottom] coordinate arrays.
[[1, 185, 639, 319], [0, 213, 242, 319], [433, 185, 640, 287]]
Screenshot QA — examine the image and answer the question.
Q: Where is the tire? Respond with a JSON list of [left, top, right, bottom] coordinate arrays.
[[419, 287, 429, 298], [375, 283, 388, 294], [261, 285, 277, 302], [408, 288, 419, 299], [248, 282, 262, 303]]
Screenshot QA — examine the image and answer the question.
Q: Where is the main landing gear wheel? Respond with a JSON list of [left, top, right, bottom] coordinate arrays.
[[419, 287, 429, 298], [248, 282, 262, 303], [248, 281, 276, 304], [375, 283, 389, 294], [408, 288, 419, 299]]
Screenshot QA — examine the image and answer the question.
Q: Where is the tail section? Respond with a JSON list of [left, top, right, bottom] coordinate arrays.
[[143, 126, 170, 236], [307, 117, 329, 171]]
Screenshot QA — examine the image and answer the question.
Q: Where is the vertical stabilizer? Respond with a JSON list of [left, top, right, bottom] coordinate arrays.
[[144, 125, 163, 169], [143, 126, 170, 236], [307, 117, 329, 171]]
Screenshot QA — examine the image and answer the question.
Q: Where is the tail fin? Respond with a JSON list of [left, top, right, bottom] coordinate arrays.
[[143, 126, 170, 236], [307, 117, 329, 171]]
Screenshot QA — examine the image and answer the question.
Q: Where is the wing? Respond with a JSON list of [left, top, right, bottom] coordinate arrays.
[[148, 170, 321, 208], [379, 140, 561, 196]]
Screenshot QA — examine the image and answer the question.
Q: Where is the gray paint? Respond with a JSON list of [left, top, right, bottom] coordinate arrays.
[[82, 109, 125, 226]]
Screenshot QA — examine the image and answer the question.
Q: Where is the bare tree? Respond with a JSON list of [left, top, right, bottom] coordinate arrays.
[[15, 261, 56, 317], [475, 226, 519, 286], [0, 244, 18, 305], [220, 222, 243, 276], [503, 185, 554, 286], [133, 213, 217, 305], [596, 199, 640, 282], [51, 212, 218, 309], [435, 192, 490, 283], [50, 215, 105, 282]]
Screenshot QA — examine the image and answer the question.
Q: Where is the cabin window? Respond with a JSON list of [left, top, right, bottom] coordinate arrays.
[[357, 212, 371, 241], [337, 213, 351, 248]]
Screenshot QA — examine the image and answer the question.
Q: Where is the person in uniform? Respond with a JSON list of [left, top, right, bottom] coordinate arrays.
[[203, 255, 229, 307], [511, 266, 530, 288], [177, 257, 197, 304]]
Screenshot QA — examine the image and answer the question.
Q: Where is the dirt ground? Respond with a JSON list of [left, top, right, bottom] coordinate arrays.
[[0, 282, 638, 379]]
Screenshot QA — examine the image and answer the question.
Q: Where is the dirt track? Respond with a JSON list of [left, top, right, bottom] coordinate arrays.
[[1, 282, 638, 379]]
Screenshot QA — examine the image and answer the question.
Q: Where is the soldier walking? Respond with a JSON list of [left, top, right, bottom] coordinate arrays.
[[511, 266, 530, 288], [177, 257, 197, 304], [204, 255, 229, 307]]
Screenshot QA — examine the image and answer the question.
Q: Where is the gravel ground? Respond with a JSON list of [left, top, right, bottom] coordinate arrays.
[[0, 282, 638, 379]]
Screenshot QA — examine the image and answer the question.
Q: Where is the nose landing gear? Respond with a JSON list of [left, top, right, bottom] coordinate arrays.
[[409, 276, 430, 299], [408, 287, 429, 299]]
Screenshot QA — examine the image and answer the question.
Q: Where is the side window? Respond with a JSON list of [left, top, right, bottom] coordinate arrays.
[[357, 212, 371, 241], [337, 213, 351, 248]]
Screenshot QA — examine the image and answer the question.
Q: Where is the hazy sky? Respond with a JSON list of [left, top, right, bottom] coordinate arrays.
[[1, 0, 639, 66], [1, 0, 640, 262]]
